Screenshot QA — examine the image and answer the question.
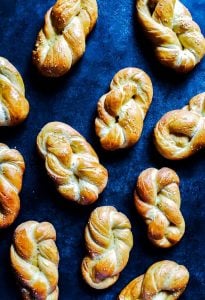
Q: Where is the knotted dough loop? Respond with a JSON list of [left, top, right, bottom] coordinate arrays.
[[33, 0, 98, 77], [37, 122, 108, 205], [10, 221, 59, 300], [136, 0, 205, 72], [0, 143, 25, 228], [81, 206, 133, 289], [118, 260, 189, 299], [0, 57, 29, 126], [134, 167, 185, 248], [95, 68, 153, 150], [154, 92, 205, 160]]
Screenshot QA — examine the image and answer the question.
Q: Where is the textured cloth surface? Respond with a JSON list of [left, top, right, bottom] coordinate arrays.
[[0, 0, 205, 299]]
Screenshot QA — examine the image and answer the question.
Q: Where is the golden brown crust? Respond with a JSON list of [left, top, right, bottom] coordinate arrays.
[[136, 0, 205, 72], [81, 206, 133, 289], [37, 121, 108, 205], [95, 68, 153, 150], [134, 167, 185, 248], [10, 221, 59, 300], [154, 92, 205, 160], [0, 57, 29, 126], [0, 143, 25, 228], [118, 260, 189, 299], [33, 0, 98, 77]]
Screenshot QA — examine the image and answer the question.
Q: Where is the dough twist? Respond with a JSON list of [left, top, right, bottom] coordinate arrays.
[[10, 221, 59, 300], [134, 167, 185, 248], [81, 206, 133, 289], [136, 0, 205, 72], [154, 92, 205, 160], [37, 122, 108, 205], [0, 57, 29, 126], [118, 260, 189, 299], [33, 0, 98, 77], [95, 68, 153, 150], [0, 143, 25, 228]]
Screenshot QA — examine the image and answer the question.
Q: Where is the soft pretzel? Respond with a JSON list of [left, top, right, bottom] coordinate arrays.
[[134, 167, 185, 248], [10, 221, 59, 300], [0, 57, 29, 126], [0, 143, 25, 228], [81, 206, 133, 289], [118, 260, 189, 299], [136, 0, 205, 72], [154, 92, 205, 160], [95, 68, 153, 150], [33, 0, 98, 77], [37, 122, 108, 205]]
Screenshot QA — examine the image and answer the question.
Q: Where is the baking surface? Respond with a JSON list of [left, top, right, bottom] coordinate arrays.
[[0, 0, 205, 299]]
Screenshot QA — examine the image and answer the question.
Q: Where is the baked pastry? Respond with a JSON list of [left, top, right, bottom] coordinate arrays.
[[0, 143, 25, 228], [37, 122, 108, 205], [33, 0, 98, 77], [0, 57, 29, 125], [134, 167, 185, 248], [118, 260, 189, 299], [154, 92, 205, 160], [136, 0, 205, 72], [10, 221, 59, 299], [81, 206, 133, 289], [95, 68, 153, 150]]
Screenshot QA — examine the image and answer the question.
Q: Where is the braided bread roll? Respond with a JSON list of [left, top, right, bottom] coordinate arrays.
[[95, 68, 153, 150], [154, 92, 205, 160], [136, 0, 205, 72], [0, 57, 29, 125], [0, 143, 25, 228], [81, 206, 133, 289], [118, 260, 189, 299], [134, 167, 185, 248], [37, 122, 108, 205], [10, 221, 59, 300], [33, 0, 98, 77]]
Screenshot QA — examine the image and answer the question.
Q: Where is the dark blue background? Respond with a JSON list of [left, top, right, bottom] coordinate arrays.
[[0, 0, 205, 299]]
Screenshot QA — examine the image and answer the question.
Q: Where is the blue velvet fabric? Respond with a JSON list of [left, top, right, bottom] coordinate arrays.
[[0, 0, 205, 299]]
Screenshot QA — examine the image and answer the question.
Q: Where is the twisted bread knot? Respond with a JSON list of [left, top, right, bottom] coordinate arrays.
[[134, 167, 185, 248], [118, 260, 189, 299], [81, 206, 133, 289], [136, 0, 205, 72], [10, 221, 59, 300], [95, 68, 153, 150], [37, 122, 108, 205], [0, 143, 25, 228], [33, 0, 98, 77], [0, 57, 29, 126], [154, 92, 205, 160]]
